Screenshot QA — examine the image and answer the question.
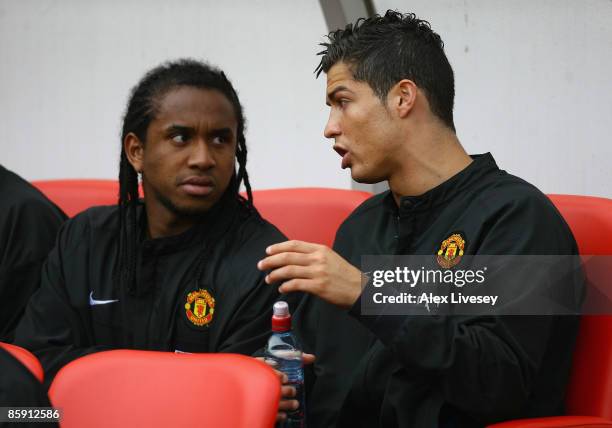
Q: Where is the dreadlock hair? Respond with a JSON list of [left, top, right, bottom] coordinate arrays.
[[316, 10, 456, 132], [117, 59, 253, 300]]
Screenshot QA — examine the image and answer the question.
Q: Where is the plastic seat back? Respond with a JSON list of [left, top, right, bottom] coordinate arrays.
[[252, 188, 371, 246], [49, 350, 279, 428], [548, 194, 612, 419], [32, 179, 119, 217], [0, 342, 44, 382], [32, 183, 372, 243]]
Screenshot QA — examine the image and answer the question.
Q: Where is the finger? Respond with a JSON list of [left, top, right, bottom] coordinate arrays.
[[261, 360, 287, 382], [258, 251, 313, 271], [266, 265, 315, 284], [278, 399, 299, 412], [302, 353, 316, 365], [278, 278, 318, 295], [266, 240, 321, 256], [281, 385, 296, 398], [276, 412, 287, 422]]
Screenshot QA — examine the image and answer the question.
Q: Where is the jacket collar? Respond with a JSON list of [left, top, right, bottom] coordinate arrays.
[[384, 153, 500, 217], [137, 190, 241, 256]]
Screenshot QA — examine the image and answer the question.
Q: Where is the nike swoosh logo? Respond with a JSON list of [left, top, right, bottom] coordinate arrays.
[[89, 291, 119, 306]]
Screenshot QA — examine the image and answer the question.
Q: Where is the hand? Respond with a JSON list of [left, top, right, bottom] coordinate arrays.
[[257, 353, 315, 423], [257, 240, 362, 309]]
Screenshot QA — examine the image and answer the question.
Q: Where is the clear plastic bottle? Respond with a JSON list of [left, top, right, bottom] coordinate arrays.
[[265, 301, 305, 428]]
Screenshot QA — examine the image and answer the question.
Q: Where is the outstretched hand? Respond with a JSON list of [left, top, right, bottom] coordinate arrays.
[[258, 240, 362, 309]]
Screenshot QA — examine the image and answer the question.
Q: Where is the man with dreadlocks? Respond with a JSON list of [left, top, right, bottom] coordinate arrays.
[[259, 10, 584, 428], [14, 59, 287, 386]]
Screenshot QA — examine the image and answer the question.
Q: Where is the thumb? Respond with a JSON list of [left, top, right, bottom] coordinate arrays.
[[302, 353, 316, 365]]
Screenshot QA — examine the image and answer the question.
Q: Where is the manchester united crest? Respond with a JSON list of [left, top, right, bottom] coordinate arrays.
[[436, 233, 466, 269], [184, 289, 215, 327]]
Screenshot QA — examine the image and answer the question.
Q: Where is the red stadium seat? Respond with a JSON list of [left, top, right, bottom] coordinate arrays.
[[251, 188, 371, 246], [32, 179, 119, 217], [488, 195, 612, 427], [32, 181, 372, 246], [0, 342, 44, 382], [49, 350, 280, 428], [549, 195, 612, 256]]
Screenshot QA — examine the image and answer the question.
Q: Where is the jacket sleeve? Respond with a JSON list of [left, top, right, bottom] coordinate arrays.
[[0, 197, 66, 342], [13, 220, 109, 387], [213, 222, 297, 356], [349, 194, 584, 422], [215, 274, 280, 355]]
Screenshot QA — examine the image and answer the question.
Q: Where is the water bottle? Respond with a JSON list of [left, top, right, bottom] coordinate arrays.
[[265, 301, 305, 428]]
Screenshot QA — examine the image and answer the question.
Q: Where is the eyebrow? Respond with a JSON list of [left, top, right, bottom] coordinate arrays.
[[208, 127, 234, 138], [165, 124, 194, 134], [164, 125, 234, 137], [326, 85, 353, 106]]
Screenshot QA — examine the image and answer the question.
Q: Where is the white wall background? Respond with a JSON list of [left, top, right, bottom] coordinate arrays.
[[1, 1, 611, 197], [0, 0, 351, 189], [375, 0, 612, 198]]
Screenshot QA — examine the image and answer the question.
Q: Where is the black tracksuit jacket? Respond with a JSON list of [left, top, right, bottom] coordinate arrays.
[[294, 153, 584, 428], [14, 195, 286, 386], [0, 165, 66, 342]]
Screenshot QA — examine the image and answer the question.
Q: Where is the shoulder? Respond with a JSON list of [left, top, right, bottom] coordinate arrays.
[[346, 190, 388, 218], [333, 191, 389, 244], [474, 173, 565, 226], [211, 205, 286, 292], [469, 173, 576, 254], [0, 170, 66, 227], [234, 206, 288, 255], [68, 204, 119, 229], [337, 191, 389, 233], [54, 205, 120, 249], [0, 170, 67, 263]]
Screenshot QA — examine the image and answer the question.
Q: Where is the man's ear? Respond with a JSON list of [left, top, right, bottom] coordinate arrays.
[[124, 132, 144, 173], [388, 79, 417, 119]]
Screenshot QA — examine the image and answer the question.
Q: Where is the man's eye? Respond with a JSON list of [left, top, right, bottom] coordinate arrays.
[[171, 134, 187, 144], [212, 136, 228, 145]]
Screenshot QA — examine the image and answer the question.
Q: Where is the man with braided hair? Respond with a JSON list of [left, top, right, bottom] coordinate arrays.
[[15, 59, 287, 386]]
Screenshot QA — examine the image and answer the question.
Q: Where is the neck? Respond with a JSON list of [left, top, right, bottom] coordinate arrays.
[[388, 125, 473, 206], [145, 206, 198, 239]]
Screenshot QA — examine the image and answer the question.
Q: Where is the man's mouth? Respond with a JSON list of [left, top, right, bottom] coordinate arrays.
[[179, 176, 214, 196], [334, 145, 351, 169]]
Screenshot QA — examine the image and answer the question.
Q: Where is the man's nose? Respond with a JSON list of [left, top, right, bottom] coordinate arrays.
[[188, 139, 216, 169], [324, 111, 341, 139]]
